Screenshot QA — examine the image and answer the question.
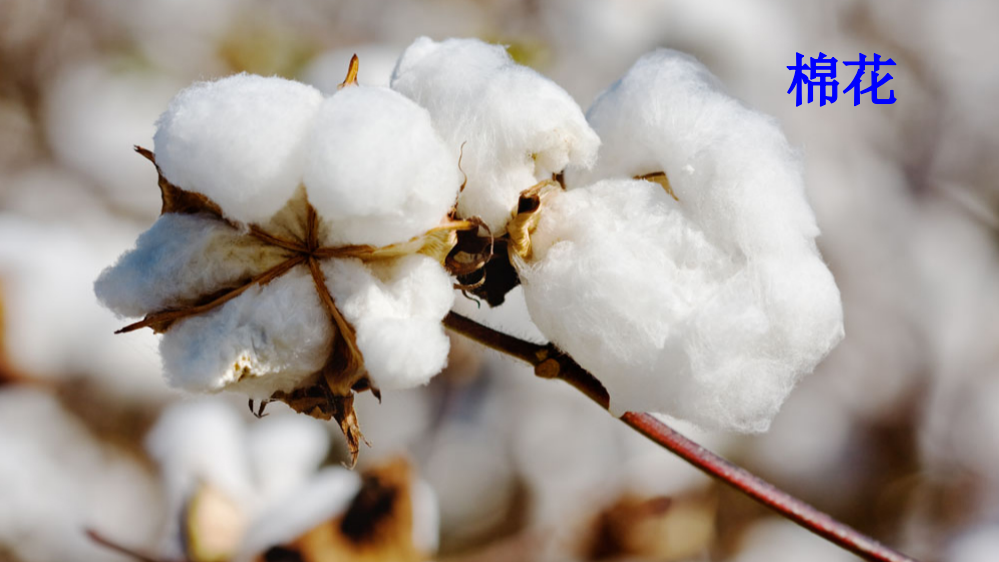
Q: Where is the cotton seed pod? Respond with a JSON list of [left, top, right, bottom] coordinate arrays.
[[96, 59, 470, 463]]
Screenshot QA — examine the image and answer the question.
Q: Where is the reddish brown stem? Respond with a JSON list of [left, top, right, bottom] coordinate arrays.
[[442, 312, 919, 562]]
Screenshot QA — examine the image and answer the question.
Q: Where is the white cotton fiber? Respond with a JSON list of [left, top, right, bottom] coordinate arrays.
[[235, 467, 362, 561], [145, 399, 256, 551], [324, 254, 454, 391], [159, 266, 333, 398], [246, 414, 330, 508], [569, 49, 820, 257], [94, 213, 289, 318], [518, 178, 843, 432], [304, 86, 461, 247], [391, 36, 599, 232], [153, 74, 322, 224]]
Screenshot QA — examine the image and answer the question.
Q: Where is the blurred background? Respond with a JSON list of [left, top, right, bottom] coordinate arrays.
[[1, 0, 997, 561]]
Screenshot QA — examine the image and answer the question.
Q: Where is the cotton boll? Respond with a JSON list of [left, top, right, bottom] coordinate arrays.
[[95, 213, 289, 319], [304, 86, 460, 247], [391, 36, 599, 232], [235, 468, 362, 561], [0, 388, 163, 562], [0, 214, 169, 402], [246, 414, 330, 509], [146, 398, 255, 558], [570, 49, 818, 257], [324, 254, 454, 390], [160, 266, 332, 398], [519, 179, 842, 431], [154, 74, 322, 224], [44, 58, 183, 217]]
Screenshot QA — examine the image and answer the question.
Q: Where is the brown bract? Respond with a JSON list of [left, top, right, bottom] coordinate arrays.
[[121, 147, 476, 466]]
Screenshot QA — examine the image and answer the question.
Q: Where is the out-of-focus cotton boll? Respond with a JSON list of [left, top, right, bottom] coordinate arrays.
[[0, 388, 163, 562], [732, 519, 863, 562], [235, 468, 362, 561], [391, 36, 599, 232], [153, 74, 323, 224], [95, 213, 290, 319], [44, 58, 182, 216], [519, 177, 842, 431], [303, 86, 461, 247], [304, 44, 402, 92], [146, 399, 255, 557], [121, 0, 238, 76], [159, 267, 333, 398], [0, 214, 168, 401], [324, 254, 454, 391], [147, 399, 332, 559]]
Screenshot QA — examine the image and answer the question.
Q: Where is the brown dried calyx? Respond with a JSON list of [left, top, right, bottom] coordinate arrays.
[[122, 147, 476, 466]]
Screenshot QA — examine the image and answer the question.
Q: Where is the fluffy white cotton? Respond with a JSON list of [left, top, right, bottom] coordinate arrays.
[[95, 213, 289, 318], [236, 468, 362, 561], [324, 254, 454, 390], [0, 388, 163, 562], [154, 74, 322, 224], [304, 86, 461, 246], [146, 398, 255, 558], [0, 214, 169, 401], [391, 36, 599, 232], [159, 266, 332, 398], [147, 399, 333, 559], [519, 178, 843, 431], [569, 49, 819, 256]]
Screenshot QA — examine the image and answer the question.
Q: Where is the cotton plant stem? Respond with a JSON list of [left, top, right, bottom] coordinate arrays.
[[441, 311, 919, 562]]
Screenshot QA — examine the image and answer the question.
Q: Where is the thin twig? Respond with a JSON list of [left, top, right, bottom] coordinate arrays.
[[85, 529, 172, 562], [442, 312, 919, 562]]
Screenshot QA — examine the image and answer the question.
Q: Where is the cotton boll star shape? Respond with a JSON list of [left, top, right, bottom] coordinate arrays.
[[95, 58, 465, 463]]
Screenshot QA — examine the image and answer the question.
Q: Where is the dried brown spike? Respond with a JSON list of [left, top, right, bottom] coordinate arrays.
[[338, 54, 360, 89], [135, 146, 226, 217], [635, 171, 679, 202]]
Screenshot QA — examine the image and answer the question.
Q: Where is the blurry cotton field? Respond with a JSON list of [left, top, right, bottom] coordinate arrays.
[[0, 0, 995, 561]]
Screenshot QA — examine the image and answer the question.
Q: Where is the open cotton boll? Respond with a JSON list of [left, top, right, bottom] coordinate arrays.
[[519, 179, 843, 431], [324, 254, 454, 390], [146, 399, 256, 558], [304, 86, 461, 247], [235, 468, 362, 561], [246, 414, 331, 508], [391, 36, 599, 232], [160, 266, 333, 398], [153, 73, 322, 224], [0, 388, 163, 562], [95, 213, 289, 318], [568, 49, 818, 257]]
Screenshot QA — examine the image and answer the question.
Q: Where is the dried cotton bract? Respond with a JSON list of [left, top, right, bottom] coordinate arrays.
[[517, 50, 844, 432], [95, 60, 466, 461]]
